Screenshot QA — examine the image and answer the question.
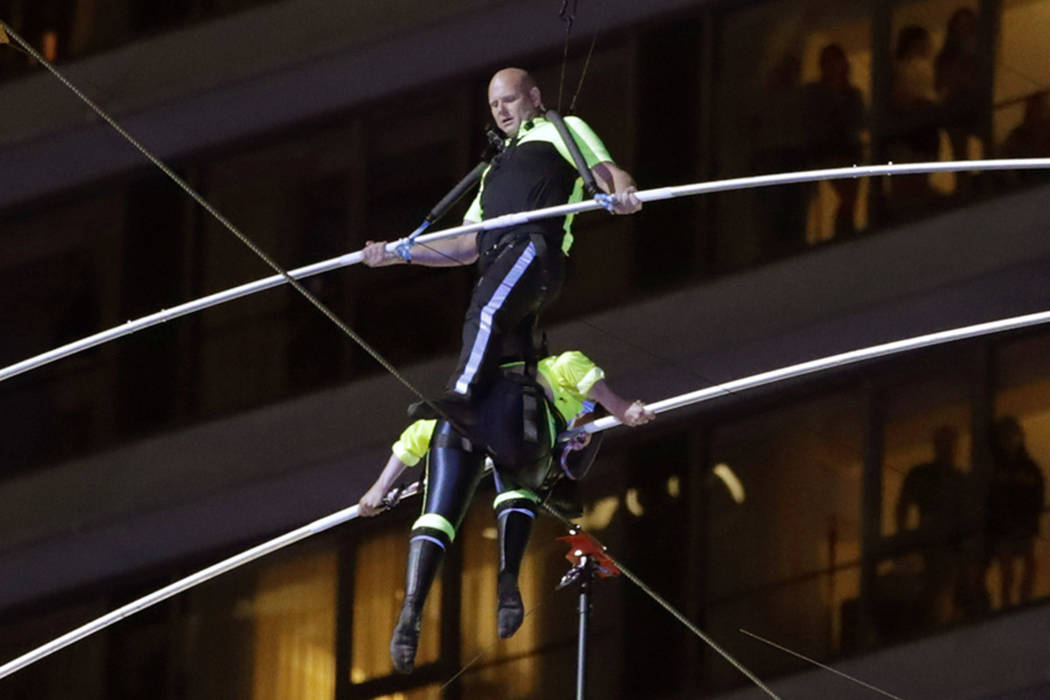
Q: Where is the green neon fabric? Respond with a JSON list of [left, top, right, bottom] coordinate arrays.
[[537, 351, 604, 423], [493, 489, 541, 508], [464, 116, 614, 254], [392, 419, 438, 467], [390, 352, 603, 464], [412, 512, 457, 542]]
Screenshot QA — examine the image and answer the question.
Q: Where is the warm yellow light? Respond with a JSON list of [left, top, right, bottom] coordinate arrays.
[[42, 30, 58, 62], [713, 463, 745, 504], [625, 488, 644, 517], [666, 474, 681, 498], [579, 495, 619, 530]]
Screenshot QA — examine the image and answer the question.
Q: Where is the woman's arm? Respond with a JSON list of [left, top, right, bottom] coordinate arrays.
[[358, 454, 409, 517]]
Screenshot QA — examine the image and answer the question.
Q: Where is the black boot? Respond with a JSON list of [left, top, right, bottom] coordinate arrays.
[[390, 537, 445, 673], [497, 571, 524, 638], [390, 596, 423, 673], [495, 507, 534, 638]]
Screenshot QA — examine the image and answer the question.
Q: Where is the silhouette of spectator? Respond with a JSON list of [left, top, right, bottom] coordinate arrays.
[[892, 26, 937, 110], [1001, 91, 1050, 183], [751, 53, 810, 256], [887, 25, 942, 214], [987, 416, 1045, 607], [804, 43, 865, 237], [936, 8, 982, 193], [895, 425, 972, 625]]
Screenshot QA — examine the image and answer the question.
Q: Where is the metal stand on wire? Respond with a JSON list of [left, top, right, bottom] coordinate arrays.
[[557, 528, 621, 700]]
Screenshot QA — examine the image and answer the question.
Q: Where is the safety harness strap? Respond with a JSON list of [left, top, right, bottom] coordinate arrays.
[[545, 109, 615, 212]]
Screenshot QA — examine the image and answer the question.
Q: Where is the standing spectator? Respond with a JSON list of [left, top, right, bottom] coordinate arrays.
[[987, 416, 1045, 607], [892, 26, 937, 110], [804, 43, 866, 237], [895, 425, 972, 625], [1001, 91, 1050, 183], [886, 26, 942, 215], [935, 8, 982, 162]]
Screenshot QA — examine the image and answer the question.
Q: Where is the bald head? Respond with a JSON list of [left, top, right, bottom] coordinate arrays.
[[490, 68, 538, 94], [488, 67, 543, 138]]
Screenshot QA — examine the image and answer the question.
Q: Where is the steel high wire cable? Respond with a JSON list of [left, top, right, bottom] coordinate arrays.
[[1, 25, 1048, 382], [0, 483, 422, 679], [8, 306, 1050, 680], [0, 21, 462, 427], [4, 155, 1050, 384], [3, 16, 977, 493]]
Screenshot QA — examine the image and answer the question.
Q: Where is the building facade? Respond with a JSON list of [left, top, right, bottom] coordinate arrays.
[[1, 0, 1050, 697]]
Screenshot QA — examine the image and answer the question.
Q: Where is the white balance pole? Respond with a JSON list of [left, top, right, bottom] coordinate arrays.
[[3, 157, 1049, 383]]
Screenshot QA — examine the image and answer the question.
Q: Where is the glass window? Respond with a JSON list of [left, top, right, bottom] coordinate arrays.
[[530, 40, 644, 312], [714, 0, 872, 268], [251, 549, 337, 700], [180, 569, 255, 699], [994, 0, 1050, 186], [881, 373, 973, 537], [991, 332, 1050, 609], [456, 490, 565, 699], [0, 0, 291, 83], [350, 529, 441, 683], [195, 124, 362, 415], [175, 544, 339, 699], [885, 0, 982, 213], [0, 598, 109, 700], [876, 364, 978, 642], [705, 392, 863, 689], [0, 192, 118, 472], [366, 685, 443, 700]]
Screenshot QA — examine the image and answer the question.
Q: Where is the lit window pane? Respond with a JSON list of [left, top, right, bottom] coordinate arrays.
[[993, 333, 1050, 609], [351, 529, 440, 682], [707, 391, 863, 686], [251, 550, 337, 700], [878, 366, 977, 639]]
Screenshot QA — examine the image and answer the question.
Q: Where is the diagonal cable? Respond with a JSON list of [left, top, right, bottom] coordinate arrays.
[[740, 628, 904, 699], [539, 501, 781, 698], [0, 20, 462, 423], [439, 599, 547, 691]]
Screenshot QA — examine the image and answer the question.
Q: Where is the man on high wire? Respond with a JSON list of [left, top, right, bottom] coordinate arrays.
[[362, 65, 642, 674], [362, 67, 642, 426]]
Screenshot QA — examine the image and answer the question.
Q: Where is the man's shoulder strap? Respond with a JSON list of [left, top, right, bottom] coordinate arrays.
[[545, 109, 600, 196]]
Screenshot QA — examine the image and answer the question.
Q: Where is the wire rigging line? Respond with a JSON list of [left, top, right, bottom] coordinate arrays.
[[568, 27, 599, 115], [0, 20, 436, 412], [740, 629, 904, 700], [539, 502, 780, 698], [556, 0, 579, 113], [439, 599, 548, 691], [554, 0, 600, 115], [4, 156, 1050, 385]]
